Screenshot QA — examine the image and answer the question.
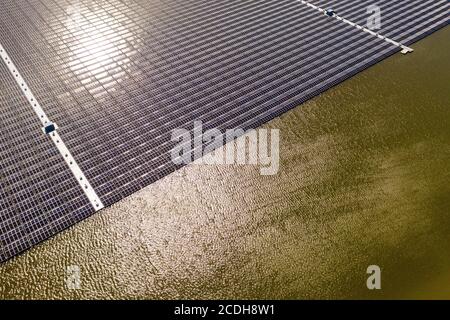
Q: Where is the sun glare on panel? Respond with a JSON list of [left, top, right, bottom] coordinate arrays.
[[63, 1, 137, 83]]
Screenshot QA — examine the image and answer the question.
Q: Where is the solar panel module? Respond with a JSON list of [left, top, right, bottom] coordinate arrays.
[[0, 0, 448, 262]]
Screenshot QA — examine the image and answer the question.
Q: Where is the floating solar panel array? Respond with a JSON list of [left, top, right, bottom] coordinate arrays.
[[0, 0, 448, 262]]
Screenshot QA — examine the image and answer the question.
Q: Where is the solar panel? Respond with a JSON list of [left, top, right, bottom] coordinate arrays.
[[315, 0, 448, 43], [0, 61, 94, 262], [0, 0, 448, 262]]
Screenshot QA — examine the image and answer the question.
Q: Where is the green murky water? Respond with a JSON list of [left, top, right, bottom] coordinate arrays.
[[1, 27, 449, 300]]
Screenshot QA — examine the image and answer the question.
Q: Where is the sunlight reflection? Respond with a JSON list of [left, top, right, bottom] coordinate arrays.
[[63, 1, 138, 91]]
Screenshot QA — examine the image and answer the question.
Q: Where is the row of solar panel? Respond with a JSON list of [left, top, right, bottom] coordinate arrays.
[[0, 60, 94, 262], [315, 0, 448, 43]]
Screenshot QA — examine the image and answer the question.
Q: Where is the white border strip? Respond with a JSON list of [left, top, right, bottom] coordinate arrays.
[[297, 0, 414, 54], [0, 43, 104, 211]]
